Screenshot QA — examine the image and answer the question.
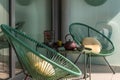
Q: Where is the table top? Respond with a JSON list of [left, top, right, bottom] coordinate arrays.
[[57, 46, 81, 54]]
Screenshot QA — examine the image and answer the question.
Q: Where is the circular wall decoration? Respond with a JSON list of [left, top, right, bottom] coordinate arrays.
[[85, 0, 107, 6]]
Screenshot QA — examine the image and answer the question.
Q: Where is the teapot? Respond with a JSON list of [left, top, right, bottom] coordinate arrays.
[[64, 34, 77, 50]]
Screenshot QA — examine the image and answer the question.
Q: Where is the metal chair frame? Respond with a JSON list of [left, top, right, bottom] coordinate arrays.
[[69, 23, 115, 80], [1, 24, 82, 80]]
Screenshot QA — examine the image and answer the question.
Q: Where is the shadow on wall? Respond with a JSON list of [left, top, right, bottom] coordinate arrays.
[[95, 21, 112, 39], [0, 0, 9, 12], [91, 15, 120, 66]]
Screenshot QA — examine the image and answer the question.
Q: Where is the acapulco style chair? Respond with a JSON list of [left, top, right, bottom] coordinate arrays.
[[69, 23, 115, 80], [0, 24, 82, 80]]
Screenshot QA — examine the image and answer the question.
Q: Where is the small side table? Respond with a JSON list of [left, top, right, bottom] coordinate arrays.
[[58, 46, 91, 80], [57, 47, 82, 64]]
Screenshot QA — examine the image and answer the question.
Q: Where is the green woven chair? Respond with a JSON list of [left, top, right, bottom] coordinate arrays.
[[0, 24, 82, 80], [0, 22, 24, 49], [69, 23, 115, 80]]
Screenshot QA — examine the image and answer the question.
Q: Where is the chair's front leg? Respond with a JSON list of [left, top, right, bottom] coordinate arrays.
[[89, 54, 91, 80], [74, 52, 82, 64], [24, 74, 31, 80], [84, 52, 87, 80], [103, 57, 115, 74]]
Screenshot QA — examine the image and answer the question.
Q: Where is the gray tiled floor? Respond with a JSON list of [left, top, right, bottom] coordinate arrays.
[[65, 63, 120, 80], [1, 63, 119, 80]]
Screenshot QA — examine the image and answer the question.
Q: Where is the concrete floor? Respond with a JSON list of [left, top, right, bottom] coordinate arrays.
[[65, 63, 120, 80], [1, 63, 120, 80], [15, 64, 120, 80]]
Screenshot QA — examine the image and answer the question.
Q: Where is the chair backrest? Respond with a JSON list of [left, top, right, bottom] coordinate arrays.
[[95, 21, 112, 39], [1, 24, 81, 80], [69, 23, 114, 56]]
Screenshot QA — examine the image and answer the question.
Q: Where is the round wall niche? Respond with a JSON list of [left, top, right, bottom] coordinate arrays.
[[85, 0, 107, 6]]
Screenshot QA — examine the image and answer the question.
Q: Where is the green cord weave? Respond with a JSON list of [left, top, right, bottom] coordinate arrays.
[[1, 24, 82, 80]]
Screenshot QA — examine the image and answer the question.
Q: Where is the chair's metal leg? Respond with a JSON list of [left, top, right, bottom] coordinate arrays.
[[24, 74, 29, 80], [83, 54, 89, 79], [24, 73, 32, 80], [86, 55, 89, 69], [89, 54, 91, 80], [103, 57, 115, 74], [74, 52, 82, 64], [83, 52, 87, 80]]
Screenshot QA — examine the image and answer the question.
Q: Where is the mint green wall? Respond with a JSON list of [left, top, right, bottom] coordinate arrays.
[[0, 0, 9, 25], [62, 0, 120, 66], [15, 0, 51, 42], [15, 0, 120, 66]]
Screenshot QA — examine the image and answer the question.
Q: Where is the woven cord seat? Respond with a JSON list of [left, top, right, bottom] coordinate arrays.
[[69, 23, 115, 80], [69, 23, 114, 56], [0, 24, 82, 80]]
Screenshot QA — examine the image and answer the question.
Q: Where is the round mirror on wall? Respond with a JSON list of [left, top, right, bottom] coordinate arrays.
[[85, 0, 107, 6], [16, 0, 32, 6]]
